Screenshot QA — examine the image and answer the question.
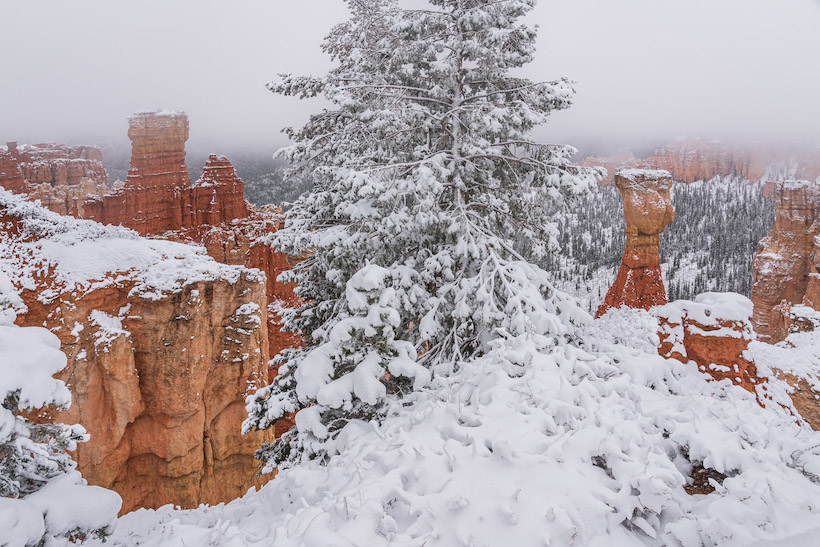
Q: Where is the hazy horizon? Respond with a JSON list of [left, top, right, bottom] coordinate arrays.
[[1, 0, 818, 159]]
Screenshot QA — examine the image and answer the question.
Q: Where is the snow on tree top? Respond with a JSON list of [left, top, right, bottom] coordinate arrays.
[[0, 188, 259, 303]]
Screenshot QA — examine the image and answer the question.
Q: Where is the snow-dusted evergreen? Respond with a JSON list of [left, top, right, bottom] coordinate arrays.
[[0, 275, 121, 545], [243, 0, 602, 467]]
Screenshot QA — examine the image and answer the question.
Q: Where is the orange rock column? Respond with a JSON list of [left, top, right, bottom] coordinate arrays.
[[597, 169, 675, 317], [750, 180, 819, 342]]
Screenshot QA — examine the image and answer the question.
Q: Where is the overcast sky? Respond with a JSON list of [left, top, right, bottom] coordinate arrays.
[[1, 0, 818, 157]]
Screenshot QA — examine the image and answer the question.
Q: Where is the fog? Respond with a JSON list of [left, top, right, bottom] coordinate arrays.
[[1, 0, 818, 158]]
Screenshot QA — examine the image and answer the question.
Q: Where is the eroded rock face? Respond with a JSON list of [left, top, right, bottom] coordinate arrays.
[[82, 112, 248, 235], [645, 141, 770, 184], [174, 207, 301, 362], [657, 293, 764, 394], [751, 181, 819, 342], [0, 141, 110, 215], [597, 169, 674, 317], [0, 191, 272, 513]]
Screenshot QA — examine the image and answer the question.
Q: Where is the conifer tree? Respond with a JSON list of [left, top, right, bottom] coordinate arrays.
[[244, 0, 602, 469]]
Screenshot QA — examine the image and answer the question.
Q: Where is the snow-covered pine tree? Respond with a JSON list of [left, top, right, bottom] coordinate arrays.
[[244, 0, 603, 470], [0, 326, 85, 499]]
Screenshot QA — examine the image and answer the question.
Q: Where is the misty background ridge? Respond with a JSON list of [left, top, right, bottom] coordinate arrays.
[[1, 0, 818, 157]]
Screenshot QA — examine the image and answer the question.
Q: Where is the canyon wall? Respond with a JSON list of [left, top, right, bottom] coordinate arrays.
[[0, 189, 273, 513], [0, 141, 110, 215], [0, 110, 299, 513], [597, 169, 674, 317], [582, 140, 819, 186]]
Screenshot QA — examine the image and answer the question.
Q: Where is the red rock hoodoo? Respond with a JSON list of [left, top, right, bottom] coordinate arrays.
[[597, 169, 675, 317], [82, 112, 248, 235], [751, 180, 820, 342]]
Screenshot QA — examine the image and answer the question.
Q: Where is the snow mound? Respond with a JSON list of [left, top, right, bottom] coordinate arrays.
[[92, 307, 820, 546]]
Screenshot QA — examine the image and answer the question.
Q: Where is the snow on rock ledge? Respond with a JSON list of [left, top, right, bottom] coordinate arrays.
[[85, 302, 820, 546], [657, 293, 765, 394]]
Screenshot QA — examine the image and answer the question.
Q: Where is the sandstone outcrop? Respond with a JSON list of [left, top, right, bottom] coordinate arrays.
[[597, 169, 674, 317], [80, 111, 297, 359], [750, 180, 819, 342], [0, 141, 110, 215], [657, 293, 764, 394], [1, 111, 300, 513], [0, 189, 273, 513], [645, 140, 769, 184], [82, 112, 248, 235]]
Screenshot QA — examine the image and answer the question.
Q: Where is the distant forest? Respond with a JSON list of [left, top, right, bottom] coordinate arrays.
[[541, 179, 776, 312]]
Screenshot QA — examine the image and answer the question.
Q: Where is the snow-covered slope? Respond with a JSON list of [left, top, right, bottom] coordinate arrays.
[[88, 308, 820, 547], [0, 188, 253, 304]]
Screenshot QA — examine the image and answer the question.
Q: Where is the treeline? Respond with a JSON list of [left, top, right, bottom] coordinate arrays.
[[540, 178, 775, 312]]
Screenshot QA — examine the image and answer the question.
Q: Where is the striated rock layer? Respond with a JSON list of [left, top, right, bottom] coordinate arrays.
[[0, 189, 273, 514], [657, 293, 764, 395], [597, 169, 674, 317], [0, 141, 110, 215], [1, 111, 300, 512], [750, 180, 819, 342]]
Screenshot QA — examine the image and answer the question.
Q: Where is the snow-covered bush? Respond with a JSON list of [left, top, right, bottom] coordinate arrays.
[[94, 307, 820, 546], [0, 305, 121, 544], [244, 0, 603, 467], [248, 265, 430, 470]]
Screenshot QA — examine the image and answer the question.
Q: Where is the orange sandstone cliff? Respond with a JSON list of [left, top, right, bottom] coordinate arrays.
[[0, 190, 272, 513], [0, 141, 110, 215], [597, 169, 674, 317], [0, 111, 300, 512]]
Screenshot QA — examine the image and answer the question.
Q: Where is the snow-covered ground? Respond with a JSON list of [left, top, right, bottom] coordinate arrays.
[[84, 307, 820, 547]]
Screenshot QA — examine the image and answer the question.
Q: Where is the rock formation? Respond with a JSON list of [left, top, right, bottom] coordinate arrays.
[[82, 112, 248, 235], [0, 141, 110, 215], [597, 169, 674, 317], [0, 142, 26, 192], [645, 140, 770, 184], [0, 111, 301, 513], [80, 110, 298, 359], [657, 293, 764, 394], [581, 140, 819, 187], [750, 180, 819, 342], [0, 189, 273, 514]]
